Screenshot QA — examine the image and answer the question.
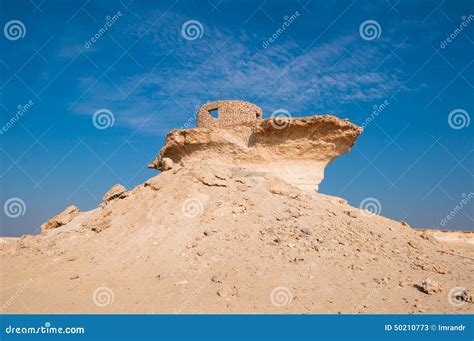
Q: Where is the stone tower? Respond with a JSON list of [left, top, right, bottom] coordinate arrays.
[[196, 100, 263, 128]]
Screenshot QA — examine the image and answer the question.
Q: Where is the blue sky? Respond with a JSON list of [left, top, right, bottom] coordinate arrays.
[[0, 0, 473, 236]]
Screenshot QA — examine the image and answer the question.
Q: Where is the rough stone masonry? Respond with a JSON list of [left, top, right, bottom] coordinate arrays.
[[196, 100, 263, 128]]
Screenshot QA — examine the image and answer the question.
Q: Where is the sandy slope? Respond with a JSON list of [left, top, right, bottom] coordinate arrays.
[[1, 161, 473, 314]]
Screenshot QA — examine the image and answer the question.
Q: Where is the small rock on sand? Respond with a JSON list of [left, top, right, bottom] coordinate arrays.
[[417, 278, 443, 295]]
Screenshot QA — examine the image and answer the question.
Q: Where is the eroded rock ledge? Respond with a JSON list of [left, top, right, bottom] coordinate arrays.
[[149, 115, 362, 192]]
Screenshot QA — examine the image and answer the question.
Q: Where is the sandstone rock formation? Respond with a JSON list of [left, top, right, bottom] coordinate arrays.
[[102, 184, 128, 203], [1, 101, 472, 315], [149, 114, 362, 191], [40, 205, 79, 231]]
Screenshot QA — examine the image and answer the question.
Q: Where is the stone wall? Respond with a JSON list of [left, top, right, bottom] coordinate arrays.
[[196, 100, 263, 128]]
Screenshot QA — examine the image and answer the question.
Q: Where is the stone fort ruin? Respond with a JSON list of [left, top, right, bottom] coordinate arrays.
[[197, 100, 263, 128]]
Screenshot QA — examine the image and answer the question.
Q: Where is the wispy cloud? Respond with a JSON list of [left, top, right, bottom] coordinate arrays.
[[70, 8, 410, 133]]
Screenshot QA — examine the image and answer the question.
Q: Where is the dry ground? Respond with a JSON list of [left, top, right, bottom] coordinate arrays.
[[1, 162, 473, 314]]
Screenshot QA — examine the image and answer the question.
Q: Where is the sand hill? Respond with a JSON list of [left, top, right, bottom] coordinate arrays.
[[1, 103, 472, 314]]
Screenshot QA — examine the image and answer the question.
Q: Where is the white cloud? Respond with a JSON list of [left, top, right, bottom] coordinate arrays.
[[71, 9, 410, 133]]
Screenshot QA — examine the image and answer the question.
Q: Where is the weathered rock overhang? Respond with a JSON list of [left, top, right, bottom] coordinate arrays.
[[149, 115, 362, 192]]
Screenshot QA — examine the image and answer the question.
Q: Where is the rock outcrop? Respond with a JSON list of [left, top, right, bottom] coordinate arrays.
[[41, 205, 79, 231], [149, 115, 362, 191], [4, 100, 472, 315], [102, 184, 128, 203]]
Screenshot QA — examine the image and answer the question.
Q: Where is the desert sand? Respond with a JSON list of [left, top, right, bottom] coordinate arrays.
[[1, 111, 472, 314]]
